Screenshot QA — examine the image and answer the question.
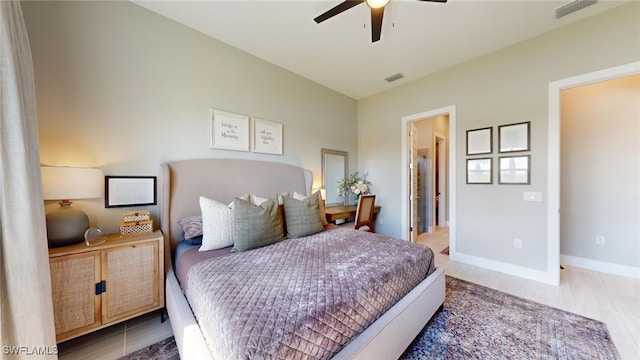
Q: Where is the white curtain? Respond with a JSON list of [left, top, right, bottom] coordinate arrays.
[[0, 1, 57, 358]]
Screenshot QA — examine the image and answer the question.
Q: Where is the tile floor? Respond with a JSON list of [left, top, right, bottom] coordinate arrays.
[[57, 311, 172, 360], [58, 227, 640, 359]]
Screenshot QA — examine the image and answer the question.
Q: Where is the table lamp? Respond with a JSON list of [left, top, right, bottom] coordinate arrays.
[[41, 166, 103, 247]]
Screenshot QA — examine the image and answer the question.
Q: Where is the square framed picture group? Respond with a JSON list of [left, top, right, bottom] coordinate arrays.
[[466, 122, 531, 185]]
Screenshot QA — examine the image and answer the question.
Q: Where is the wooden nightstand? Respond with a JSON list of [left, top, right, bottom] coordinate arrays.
[[48, 230, 164, 343]]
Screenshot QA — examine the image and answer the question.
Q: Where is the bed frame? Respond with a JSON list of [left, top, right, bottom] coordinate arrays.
[[160, 159, 445, 359]]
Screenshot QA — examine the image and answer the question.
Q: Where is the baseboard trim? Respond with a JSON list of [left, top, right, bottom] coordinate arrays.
[[450, 251, 557, 285], [561, 254, 640, 279]]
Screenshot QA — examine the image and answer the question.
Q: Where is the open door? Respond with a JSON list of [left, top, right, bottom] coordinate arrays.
[[435, 135, 447, 227], [409, 123, 418, 242]]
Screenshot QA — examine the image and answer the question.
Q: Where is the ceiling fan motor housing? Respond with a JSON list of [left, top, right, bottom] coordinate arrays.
[[314, 0, 447, 43]]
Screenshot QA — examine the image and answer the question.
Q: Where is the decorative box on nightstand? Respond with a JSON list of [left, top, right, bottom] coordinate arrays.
[[48, 230, 164, 343]]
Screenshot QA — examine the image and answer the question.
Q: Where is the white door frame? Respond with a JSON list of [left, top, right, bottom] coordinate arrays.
[[401, 106, 456, 247], [548, 61, 640, 285]]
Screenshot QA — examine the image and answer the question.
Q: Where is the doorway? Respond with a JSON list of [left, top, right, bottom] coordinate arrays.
[[401, 105, 456, 248], [548, 61, 639, 284], [410, 118, 449, 236]]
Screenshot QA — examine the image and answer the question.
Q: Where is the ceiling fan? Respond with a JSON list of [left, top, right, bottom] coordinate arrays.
[[314, 0, 448, 43]]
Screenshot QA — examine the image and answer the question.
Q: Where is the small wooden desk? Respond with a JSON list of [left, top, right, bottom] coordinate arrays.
[[325, 205, 381, 224]]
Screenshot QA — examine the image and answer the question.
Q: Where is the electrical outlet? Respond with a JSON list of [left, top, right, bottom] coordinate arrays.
[[595, 235, 605, 245], [514, 238, 522, 248]]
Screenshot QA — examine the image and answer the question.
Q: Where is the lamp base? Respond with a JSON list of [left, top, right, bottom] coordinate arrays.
[[46, 201, 89, 248]]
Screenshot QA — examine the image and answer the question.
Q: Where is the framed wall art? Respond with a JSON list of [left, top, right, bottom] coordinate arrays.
[[210, 109, 250, 152], [498, 121, 530, 153], [252, 118, 283, 155], [498, 155, 530, 184], [466, 158, 492, 184], [466, 127, 493, 155], [105, 176, 157, 208]]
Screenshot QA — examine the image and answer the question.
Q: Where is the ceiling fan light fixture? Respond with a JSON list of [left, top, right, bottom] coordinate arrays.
[[366, 0, 390, 9]]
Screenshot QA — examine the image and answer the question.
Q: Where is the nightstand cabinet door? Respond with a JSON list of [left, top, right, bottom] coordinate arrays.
[[102, 241, 160, 324], [48, 230, 164, 343], [49, 252, 101, 339]]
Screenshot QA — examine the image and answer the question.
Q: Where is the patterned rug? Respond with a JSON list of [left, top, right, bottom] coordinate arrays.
[[121, 276, 619, 360], [119, 336, 178, 360], [401, 277, 619, 359]]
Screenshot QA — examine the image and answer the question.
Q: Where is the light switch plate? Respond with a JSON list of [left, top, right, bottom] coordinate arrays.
[[523, 192, 542, 202]]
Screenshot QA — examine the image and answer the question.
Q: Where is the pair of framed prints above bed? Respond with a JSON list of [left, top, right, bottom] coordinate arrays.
[[210, 108, 283, 155]]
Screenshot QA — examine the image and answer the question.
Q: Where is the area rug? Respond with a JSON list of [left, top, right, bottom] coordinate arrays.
[[121, 277, 619, 359], [401, 276, 619, 359], [119, 336, 178, 360]]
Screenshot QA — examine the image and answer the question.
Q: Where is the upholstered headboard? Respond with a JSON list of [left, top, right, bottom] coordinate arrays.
[[160, 159, 313, 269]]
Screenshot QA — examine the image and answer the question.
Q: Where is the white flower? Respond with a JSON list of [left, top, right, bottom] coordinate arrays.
[[337, 171, 372, 199]]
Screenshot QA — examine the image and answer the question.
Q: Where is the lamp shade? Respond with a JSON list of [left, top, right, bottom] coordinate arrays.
[[41, 166, 103, 200]]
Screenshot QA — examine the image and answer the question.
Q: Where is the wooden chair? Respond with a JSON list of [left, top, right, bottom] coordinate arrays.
[[354, 194, 376, 232]]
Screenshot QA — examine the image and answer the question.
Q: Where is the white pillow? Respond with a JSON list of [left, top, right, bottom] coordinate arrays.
[[198, 196, 235, 251], [251, 194, 269, 206], [251, 192, 288, 206]]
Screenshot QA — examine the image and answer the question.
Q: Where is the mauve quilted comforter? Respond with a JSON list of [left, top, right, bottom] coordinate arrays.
[[185, 227, 435, 360]]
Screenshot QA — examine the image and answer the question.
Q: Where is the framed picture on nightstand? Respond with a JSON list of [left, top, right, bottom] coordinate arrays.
[[105, 176, 157, 208]]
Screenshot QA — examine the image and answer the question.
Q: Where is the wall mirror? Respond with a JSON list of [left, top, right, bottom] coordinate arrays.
[[321, 148, 348, 207]]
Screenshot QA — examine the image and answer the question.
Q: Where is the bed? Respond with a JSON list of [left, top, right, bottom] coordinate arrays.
[[160, 159, 445, 359]]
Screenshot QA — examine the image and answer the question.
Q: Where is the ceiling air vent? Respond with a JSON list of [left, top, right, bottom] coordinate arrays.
[[555, 0, 597, 19], [385, 73, 404, 83]]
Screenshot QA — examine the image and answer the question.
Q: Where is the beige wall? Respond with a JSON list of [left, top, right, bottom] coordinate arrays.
[[22, 1, 357, 234], [22, 1, 639, 273], [358, 2, 640, 272], [561, 74, 640, 267]]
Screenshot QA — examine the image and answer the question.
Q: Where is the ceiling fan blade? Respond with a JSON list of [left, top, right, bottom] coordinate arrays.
[[371, 6, 384, 42], [314, 0, 365, 23]]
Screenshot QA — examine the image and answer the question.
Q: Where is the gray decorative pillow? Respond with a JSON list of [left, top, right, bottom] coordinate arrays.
[[233, 196, 284, 252], [293, 191, 329, 226], [283, 192, 324, 238]]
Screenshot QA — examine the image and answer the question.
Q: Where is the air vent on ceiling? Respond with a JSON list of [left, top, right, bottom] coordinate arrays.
[[555, 0, 597, 19], [385, 73, 404, 83]]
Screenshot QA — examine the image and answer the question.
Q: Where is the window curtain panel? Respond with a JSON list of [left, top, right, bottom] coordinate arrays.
[[1, 1, 57, 358]]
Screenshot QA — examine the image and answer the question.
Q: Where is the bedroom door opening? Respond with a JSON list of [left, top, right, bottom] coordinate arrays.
[[406, 113, 450, 243], [548, 61, 639, 285], [401, 105, 456, 249]]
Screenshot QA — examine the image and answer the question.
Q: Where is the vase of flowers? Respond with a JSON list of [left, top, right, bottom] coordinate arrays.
[[337, 171, 372, 206]]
